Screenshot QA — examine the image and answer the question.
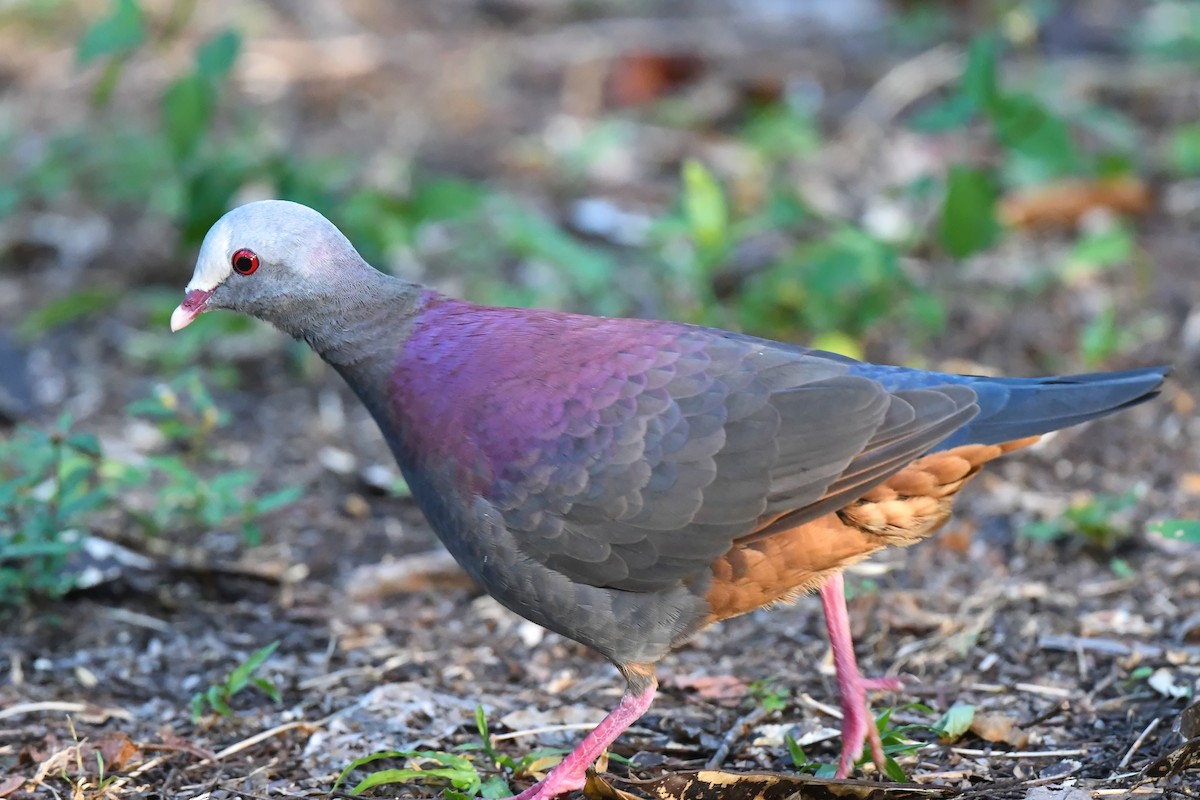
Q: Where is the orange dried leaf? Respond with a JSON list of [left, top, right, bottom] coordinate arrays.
[[998, 177, 1150, 229], [666, 673, 749, 706], [970, 712, 1030, 748], [0, 775, 24, 798], [608, 53, 705, 108]]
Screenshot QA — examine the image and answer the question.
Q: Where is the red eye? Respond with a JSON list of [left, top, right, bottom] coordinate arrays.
[[231, 248, 259, 275]]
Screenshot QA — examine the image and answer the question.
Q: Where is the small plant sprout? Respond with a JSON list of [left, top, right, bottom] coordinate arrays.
[[787, 703, 942, 780], [747, 677, 790, 714], [191, 640, 282, 721], [334, 706, 570, 798], [1022, 490, 1139, 549]]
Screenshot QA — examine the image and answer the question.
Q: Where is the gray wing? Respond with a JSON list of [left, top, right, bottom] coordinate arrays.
[[481, 330, 979, 592]]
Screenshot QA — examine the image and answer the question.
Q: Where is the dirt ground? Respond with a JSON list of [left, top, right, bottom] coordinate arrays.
[[1, 3, 1199, 799]]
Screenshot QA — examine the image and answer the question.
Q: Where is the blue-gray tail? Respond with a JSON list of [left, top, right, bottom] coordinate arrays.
[[931, 366, 1169, 450]]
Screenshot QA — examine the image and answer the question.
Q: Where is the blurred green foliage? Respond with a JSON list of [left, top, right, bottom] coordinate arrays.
[[1022, 490, 1138, 549], [0, 417, 106, 606], [1147, 519, 1200, 544], [0, 373, 302, 609], [915, 34, 1115, 258], [9, 0, 1182, 367]]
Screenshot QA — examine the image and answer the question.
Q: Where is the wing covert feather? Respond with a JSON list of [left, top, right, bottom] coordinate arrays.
[[483, 328, 979, 592]]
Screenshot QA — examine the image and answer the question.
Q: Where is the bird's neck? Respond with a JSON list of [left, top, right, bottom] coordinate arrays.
[[277, 267, 426, 405]]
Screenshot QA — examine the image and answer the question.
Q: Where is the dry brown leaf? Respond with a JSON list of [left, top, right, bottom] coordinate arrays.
[[522, 754, 568, 780], [607, 53, 706, 108], [1140, 735, 1200, 780], [0, 776, 24, 798], [346, 549, 475, 601], [998, 177, 1150, 228], [1180, 473, 1200, 496], [935, 521, 974, 554], [666, 673, 749, 706], [1178, 701, 1200, 740], [1172, 387, 1196, 419], [95, 733, 141, 772], [970, 712, 1030, 748], [609, 770, 954, 800], [586, 769, 646, 800]]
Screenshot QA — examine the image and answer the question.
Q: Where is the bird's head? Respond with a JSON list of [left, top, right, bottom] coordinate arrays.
[[171, 199, 362, 333]]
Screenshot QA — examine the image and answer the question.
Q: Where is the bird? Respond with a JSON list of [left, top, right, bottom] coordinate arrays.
[[171, 199, 1167, 799]]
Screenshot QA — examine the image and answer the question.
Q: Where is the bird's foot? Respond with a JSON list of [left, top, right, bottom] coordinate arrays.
[[819, 573, 903, 779], [508, 771, 585, 800], [502, 681, 656, 800], [832, 669, 904, 779]]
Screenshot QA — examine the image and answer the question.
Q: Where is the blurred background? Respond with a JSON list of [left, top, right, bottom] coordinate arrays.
[[1, 1, 1198, 797]]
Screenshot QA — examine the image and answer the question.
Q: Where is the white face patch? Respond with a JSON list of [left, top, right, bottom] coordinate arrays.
[[185, 216, 235, 293]]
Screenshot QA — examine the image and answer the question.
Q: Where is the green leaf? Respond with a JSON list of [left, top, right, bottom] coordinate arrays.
[[681, 159, 728, 253], [19, 289, 121, 338], [1109, 557, 1135, 579], [178, 158, 250, 243], [251, 676, 282, 703], [938, 166, 999, 258], [416, 751, 476, 772], [0, 541, 80, 559], [162, 75, 215, 163], [409, 178, 488, 223], [989, 94, 1079, 176], [1079, 305, 1120, 366], [475, 705, 491, 741], [1066, 226, 1133, 278], [963, 35, 1000, 111], [934, 703, 976, 741], [740, 106, 821, 159], [1023, 519, 1064, 541], [784, 732, 807, 768], [65, 433, 103, 458], [875, 707, 895, 731], [1168, 124, 1200, 176], [492, 205, 617, 306], [335, 751, 411, 791], [909, 92, 978, 134], [190, 692, 205, 721], [77, 0, 145, 65], [196, 30, 241, 82], [479, 775, 512, 798], [252, 486, 303, 515], [207, 685, 231, 716], [1131, 665, 1154, 681], [350, 767, 478, 795], [228, 640, 279, 692], [1147, 519, 1200, 543], [906, 292, 947, 335], [883, 755, 909, 782], [58, 489, 109, 520]]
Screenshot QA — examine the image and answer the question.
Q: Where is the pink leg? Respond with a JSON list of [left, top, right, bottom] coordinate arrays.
[[820, 573, 902, 778], [507, 680, 657, 800]]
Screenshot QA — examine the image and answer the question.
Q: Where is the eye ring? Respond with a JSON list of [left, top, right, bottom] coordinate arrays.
[[231, 248, 260, 275]]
